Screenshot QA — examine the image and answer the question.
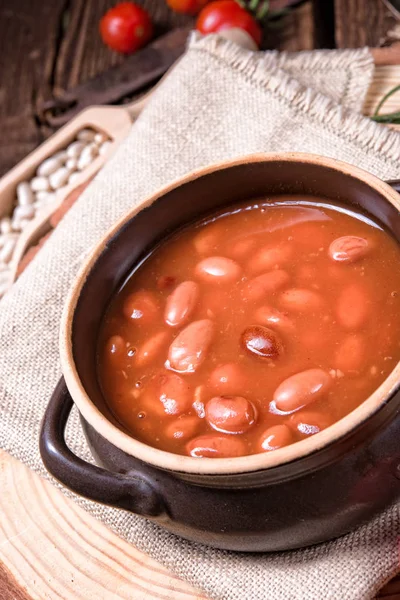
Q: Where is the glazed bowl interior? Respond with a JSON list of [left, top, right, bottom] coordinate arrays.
[[62, 153, 400, 475]]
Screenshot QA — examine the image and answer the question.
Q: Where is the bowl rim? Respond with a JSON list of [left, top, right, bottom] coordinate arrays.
[[60, 151, 400, 475]]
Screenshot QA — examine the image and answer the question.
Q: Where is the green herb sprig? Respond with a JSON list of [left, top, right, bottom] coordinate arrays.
[[371, 84, 400, 124]]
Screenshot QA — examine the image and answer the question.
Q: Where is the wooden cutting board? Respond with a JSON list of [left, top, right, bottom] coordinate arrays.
[[1, 66, 400, 600]]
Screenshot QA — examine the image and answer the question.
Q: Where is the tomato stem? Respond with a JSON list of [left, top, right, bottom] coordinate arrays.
[[238, 0, 285, 24], [256, 0, 269, 20], [248, 0, 260, 11]]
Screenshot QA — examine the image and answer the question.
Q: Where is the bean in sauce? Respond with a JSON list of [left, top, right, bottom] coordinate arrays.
[[98, 197, 400, 458]]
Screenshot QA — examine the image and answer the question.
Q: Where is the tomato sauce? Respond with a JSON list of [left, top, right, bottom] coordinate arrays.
[[97, 197, 400, 458]]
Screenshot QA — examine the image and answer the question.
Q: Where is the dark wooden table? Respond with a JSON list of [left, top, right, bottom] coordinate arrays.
[[1, 0, 397, 179]]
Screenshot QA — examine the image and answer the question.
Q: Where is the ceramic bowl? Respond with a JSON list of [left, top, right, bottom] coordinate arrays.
[[40, 153, 400, 551]]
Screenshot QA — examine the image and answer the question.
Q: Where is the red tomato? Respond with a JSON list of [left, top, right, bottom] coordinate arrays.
[[196, 0, 262, 47], [168, 0, 209, 15], [100, 2, 153, 54]]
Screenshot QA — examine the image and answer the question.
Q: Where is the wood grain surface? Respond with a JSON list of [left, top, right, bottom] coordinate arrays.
[[3, 0, 397, 178], [0, 0, 315, 179], [1, 0, 397, 178], [335, 0, 398, 48], [0, 451, 205, 600]]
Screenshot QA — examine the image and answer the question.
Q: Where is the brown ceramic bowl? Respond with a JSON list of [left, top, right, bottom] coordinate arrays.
[[40, 153, 400, 552]]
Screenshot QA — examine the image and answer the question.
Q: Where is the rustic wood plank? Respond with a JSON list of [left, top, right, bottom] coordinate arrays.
[[0, 561, 32, 600], [0, 450, 206, 600], [312, 0, 335, 48], [0, 0, 66, 177], [265, 1, 314, 51], [0, 0, 315, 179], [53, 0, 314, 96], [364, 64, 400, 124], [53, 0, 192, 95], [335, 0, 398, 48]]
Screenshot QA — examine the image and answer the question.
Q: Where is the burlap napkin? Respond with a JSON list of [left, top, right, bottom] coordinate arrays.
[[2, 32, 400, 600]]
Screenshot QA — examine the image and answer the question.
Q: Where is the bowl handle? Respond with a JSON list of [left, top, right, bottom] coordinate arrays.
[[39, 378, 165, 518], [387, 179, 400, 193]]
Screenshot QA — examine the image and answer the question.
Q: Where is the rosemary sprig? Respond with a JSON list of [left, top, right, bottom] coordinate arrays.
[[238, 0, 288, 22], [371, 83, 400, 124]]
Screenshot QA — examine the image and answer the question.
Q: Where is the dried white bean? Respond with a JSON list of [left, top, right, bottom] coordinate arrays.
[[77, 128, 95, 142], [44, 192, 56, 204], [94, 132, 107, 145], [0, 238, 16, 263], [52, 150, 67, 163], [77, 143, 98, 170], [31, 177, 51, 192], [19, 218, 31, 231], [66, 141, 86, 158], [11, 217, 21, 232], [33, 201, 45, 213], [17, 181, 34, 206], [14, 204, 35, 220], [68, 172, 81, 185], [49, 166, 70, 190], [33, 194, 55, 213], [1, 217, 12, 235], [35, 192, 49, 202], [37, 156, 62, 177], [99, 140, 112, 156], [66, 157, 77, 170]]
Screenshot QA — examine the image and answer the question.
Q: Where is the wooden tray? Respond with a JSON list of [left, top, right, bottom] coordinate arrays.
[[1, 65, 400, 600]]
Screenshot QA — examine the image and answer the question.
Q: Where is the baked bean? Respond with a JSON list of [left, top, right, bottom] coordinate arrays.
[[135, 331, 168, 367], [186, 434, 246, 458], [336, 283, 370, 330], [164, 281, 199, 327], [228, 238, 256, 259], [248, 242, 293, 275], [279, 288, 323, 313], [258, 424, 293, 452], [168, 319, 214, 373], [241, 325, 283, 359], [193, 224, 221, 255], [99, 197, 400, 459], [273, 368, 332, 412], [209, 363, 247, 395], [156, 372, 192, 416], [195, 256, 241, 283], [205, 395, 256, 433], [255, 305, 294, 333], [289, 410, 332, 437], [334, 334, 365, 373], [329, 235, 369, 264], [123, 289, 159, 323], [105, 335, 125, 357], [165, 416, 199, 441], [243, 270, 290, 302]]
